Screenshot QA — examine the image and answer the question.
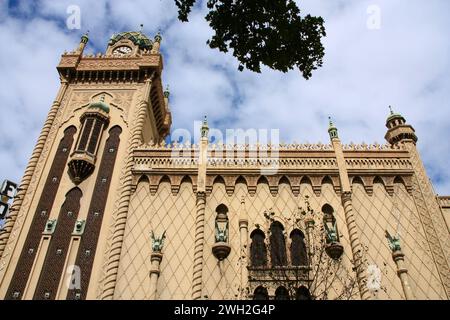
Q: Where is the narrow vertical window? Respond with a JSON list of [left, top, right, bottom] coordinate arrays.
[[270, 221, 287, 266], [250, 230, 267, 267], [290, 229, 308, 266]]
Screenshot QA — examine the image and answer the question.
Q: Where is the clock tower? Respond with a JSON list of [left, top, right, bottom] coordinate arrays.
[[0, 30, 171, 300]]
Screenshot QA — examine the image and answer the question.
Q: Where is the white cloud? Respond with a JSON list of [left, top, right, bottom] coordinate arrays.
[[0, 0, 449, 194]]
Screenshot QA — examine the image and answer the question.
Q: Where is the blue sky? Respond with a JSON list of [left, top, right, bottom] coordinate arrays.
[[1, 0, 450, 195]]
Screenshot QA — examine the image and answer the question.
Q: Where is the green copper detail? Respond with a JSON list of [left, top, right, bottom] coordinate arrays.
[[385, 230, 402, 252], [328, 116, 339, 139], [154, 30, 162, 43], [81, 31, 89, 44], [109, 30, 153, 51], [89, 94, 110, 113], [164, 85, 170, 99], [386, 105, 403, 123], [201, 116, 209, 138]]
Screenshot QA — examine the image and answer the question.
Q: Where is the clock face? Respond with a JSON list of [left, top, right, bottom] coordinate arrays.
[[113, 46, 132, 56]]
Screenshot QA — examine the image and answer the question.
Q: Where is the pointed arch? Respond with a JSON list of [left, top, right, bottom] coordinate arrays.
[[394, 176, 406, 188], [159, 175, 171, 185], [321, 175, 333, 185], [352, 176, 364, 186], [321, 204, 334, 216], [137, 175, 149, 184], [373, 176, 385, 186], [257, 175, 269, 185], [213, 175, 225, 185], [180, 175, 193, 185], [279, 175, 291, 186], [300, 176, 312, 185], [235, 175, 248, 186]]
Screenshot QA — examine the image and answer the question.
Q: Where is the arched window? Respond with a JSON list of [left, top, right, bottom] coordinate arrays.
[[270, 221, 287, 266], [296, 286, 312, 300], [275, 286, 290, 300], [250, 229, 267, 267], [290, 229, 308, 266], [253, 286, 269, 300]]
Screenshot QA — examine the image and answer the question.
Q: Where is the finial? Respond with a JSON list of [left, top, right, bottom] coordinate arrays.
[[328, 116, 339, 139], [389, 105, 394, 115], [154, 29, 162, 43], [139, 24, 144, 32], [80, 30, 89, 44], [100, 94, 105, 102], [201, 116, 209, 138], [164, 85, 170, 99]]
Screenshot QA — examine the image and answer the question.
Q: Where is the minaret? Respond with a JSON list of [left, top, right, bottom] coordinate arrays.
[[76, 31, 89, 54], [328, 118, 371, 300], [384, 107, 450, 297], [192, 116, 209, 300], [0, 29, 171, 300]]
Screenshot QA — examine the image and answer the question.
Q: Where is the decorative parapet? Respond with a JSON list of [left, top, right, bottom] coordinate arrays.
[[57, 52, 162, 76], [131, 142, 414, 197]]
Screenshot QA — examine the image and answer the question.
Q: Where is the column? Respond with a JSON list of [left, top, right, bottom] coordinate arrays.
[[192, 117, 209, 300], [328, 118, 370, 300], [238, 196, 248, 299]]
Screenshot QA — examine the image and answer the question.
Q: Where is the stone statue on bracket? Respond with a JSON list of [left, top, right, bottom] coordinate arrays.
[[324, 221, 338, 243], [385, 230, 401, 252], [215, 221, 228, 243], [150, 230, 166, 253]]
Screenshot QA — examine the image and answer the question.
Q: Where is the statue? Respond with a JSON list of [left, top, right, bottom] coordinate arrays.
[[150, 230, 166, 253], [324, 221, 338, 243], [385, 230, 401, 252], [215, 221, 228, 243]]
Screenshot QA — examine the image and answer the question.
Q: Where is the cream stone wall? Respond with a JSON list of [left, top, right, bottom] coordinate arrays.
[[115, 179, 196, 299], [115, 176, 447, 300], [353, 182, 446, 299]]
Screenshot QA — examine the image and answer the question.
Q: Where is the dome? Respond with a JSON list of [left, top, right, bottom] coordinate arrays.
[[109, 31, 153, 50], [386, 106, 405, 123]]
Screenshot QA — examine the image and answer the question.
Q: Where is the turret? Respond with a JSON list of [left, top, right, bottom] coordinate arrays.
[[384, 106, 417, 145]]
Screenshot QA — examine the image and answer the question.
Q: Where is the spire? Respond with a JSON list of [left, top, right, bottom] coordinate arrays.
[[77, 30, 89, 53], [151, 29, 162, 54], [155, 29, 162, 43], [328, 116, 339, 140], [201, 116, 209, 139], [384, 106, 417, 144]]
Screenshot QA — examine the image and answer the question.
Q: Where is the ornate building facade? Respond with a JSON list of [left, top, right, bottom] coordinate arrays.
[[0, 31, 448, 300]]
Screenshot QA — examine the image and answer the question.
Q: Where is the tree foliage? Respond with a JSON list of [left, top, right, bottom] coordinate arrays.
[[174, 0, 326, 79]]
